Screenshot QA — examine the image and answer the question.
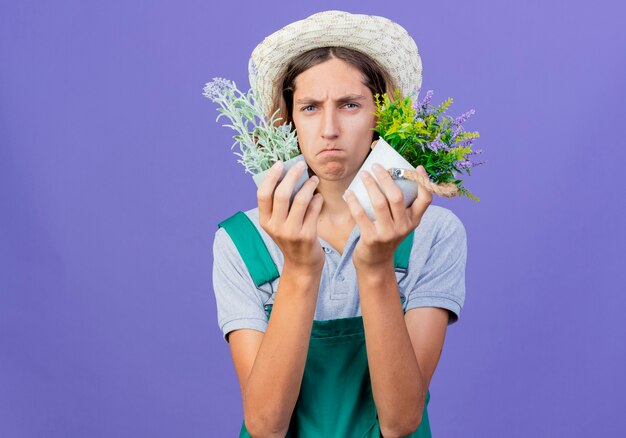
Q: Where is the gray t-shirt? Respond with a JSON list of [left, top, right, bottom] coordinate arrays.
[[212, 204, 467, 342]]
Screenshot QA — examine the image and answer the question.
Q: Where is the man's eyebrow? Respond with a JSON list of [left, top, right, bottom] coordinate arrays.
[[295, 94, 366, 104]]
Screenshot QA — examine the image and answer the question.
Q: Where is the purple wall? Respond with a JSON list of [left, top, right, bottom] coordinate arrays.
[[1, 1, 624, 436]]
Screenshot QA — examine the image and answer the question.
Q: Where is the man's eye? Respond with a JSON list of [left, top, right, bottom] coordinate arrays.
[[302, 105, 315, 112], [345, 103, 359, 109]]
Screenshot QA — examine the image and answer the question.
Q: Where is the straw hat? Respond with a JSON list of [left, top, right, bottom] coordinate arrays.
[[248, 10, 422, 118]]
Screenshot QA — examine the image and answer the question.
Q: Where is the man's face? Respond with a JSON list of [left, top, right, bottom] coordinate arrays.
[[291, 57, 378, 184]]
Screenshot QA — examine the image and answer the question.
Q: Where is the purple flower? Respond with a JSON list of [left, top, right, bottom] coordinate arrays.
[[428, 133, 450, 152], [455, 158, 486, 170], [249, 60, 258, 80], [456, 138, 475, 147], [427, 134, 440, 152], [451, 124, 463, 140], [202, 77, 233, 101], [414, 89, 434, 114], [420, 90, 434, 106], [454, 109, 475, 126], [454, 160, 472, 169]]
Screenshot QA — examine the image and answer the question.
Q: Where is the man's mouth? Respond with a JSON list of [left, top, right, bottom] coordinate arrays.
[[319, 149, 343, 155], [319, 147, 342, 155]]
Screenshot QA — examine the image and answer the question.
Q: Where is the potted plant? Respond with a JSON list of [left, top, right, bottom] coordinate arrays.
[[345, 88, 486, 220], [202, 77, 309, 203]]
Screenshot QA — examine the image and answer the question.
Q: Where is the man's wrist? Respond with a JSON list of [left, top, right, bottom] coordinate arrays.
[[282, 261, 324, 283], [354, 258, 395, 280]]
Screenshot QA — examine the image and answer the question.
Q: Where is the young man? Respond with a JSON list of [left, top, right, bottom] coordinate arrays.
[[212, 10, 467, 437]]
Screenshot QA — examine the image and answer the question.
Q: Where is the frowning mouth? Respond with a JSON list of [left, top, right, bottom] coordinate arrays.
[[318, 148, 343, 156], [319, 150, 344, 157]]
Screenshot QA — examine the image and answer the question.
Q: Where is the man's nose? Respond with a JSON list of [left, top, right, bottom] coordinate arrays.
[[321, 108, 339, 139]]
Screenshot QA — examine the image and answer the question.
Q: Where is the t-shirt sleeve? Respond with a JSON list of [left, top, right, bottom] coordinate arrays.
[[211, 227, 269, 342], [405, 210, 467, 325]]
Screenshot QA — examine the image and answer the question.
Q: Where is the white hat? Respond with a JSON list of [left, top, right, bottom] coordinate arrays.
[[248, 10, 423, 118]]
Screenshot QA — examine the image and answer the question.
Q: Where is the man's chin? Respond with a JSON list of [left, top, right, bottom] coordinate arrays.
[[316, 163, 354, 181]]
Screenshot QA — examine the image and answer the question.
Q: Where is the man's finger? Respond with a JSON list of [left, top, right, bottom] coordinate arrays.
[[343, 188, 375, 237], [302, 192, 324, 232], [257, 161, 283, 224], [272, 161, 307, 223], [409, 165, 433, 225], [285, 175, 320, 229], [372, 163, 411, 230], [359, 170, 394, 233]]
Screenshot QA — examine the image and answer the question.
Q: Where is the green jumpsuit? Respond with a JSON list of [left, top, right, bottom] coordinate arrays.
[[219, 211, 432, 437]]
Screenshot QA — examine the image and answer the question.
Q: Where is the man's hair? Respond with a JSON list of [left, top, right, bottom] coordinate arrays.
[[270, 46, 397, 136]]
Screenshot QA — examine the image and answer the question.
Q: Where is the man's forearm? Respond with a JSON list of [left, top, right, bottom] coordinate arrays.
[[356, 260, 426, 436], [243, 263, 321, 436]]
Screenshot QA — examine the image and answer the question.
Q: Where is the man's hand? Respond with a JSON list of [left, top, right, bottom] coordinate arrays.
[[257, 160, 325, 274], [344, 163, 432, 269]]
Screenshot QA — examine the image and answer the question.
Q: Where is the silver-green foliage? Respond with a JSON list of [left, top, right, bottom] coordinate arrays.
[[203, 77, 300, 175]]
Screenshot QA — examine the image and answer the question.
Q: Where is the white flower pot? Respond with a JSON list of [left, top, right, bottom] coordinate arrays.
[[252, 154, 309, 206], [343, 137, 419, 221]]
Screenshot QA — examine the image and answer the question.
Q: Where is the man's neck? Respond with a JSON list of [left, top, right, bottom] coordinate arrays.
[[316, 178, 354, 226]]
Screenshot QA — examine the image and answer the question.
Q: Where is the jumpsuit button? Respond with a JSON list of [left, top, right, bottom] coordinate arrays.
[[337, 274, 345, 281], [323, 247, 332, 254]]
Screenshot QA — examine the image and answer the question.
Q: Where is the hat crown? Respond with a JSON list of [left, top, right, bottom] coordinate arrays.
[[249, 10, 422, 118]]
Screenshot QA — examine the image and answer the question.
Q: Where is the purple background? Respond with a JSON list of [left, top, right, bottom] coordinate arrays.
[[1, 1, 625, 436]]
